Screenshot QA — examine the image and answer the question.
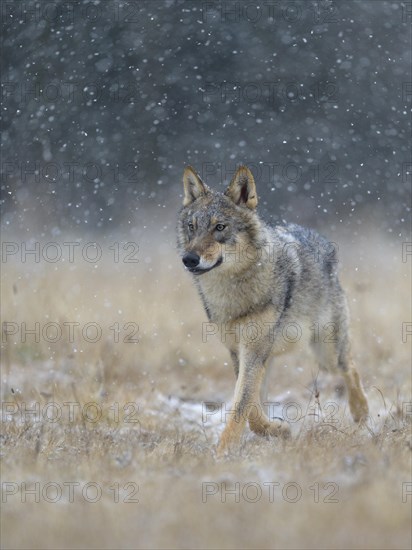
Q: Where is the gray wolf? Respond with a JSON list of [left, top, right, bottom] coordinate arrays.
[[177, 165, 369, 455]]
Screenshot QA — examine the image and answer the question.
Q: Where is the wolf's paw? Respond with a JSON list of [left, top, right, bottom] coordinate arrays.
[[216, 426, 242, 458], [249, 417, 291, 439], [266, 418, 291, 439], [216, 437, 240, 458], [216, 441, 230, 458]]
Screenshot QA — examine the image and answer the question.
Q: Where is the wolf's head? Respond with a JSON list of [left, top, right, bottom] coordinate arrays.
[[177, 165, 264, 276]]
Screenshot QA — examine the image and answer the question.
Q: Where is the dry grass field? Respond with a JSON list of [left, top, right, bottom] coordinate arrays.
[[1, 206, 411, 549]]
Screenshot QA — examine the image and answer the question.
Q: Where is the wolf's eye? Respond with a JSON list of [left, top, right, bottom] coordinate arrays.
[[188, 222, 195, 231], [215, 224, 226, 232]]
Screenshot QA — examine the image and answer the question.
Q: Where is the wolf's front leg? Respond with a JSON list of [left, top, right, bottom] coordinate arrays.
[[217, 351, 262, 456], [217, 350, 290, 456]]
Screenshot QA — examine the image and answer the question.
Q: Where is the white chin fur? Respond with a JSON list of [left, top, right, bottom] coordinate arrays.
[[198, 257, 219, 270]]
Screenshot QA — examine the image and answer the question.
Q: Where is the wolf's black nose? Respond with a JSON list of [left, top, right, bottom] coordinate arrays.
[[182, 252, 200, 269]]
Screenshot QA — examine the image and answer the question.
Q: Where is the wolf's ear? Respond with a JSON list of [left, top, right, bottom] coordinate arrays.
[[183, 166, 208, 206], [225, 166, 258, 209]]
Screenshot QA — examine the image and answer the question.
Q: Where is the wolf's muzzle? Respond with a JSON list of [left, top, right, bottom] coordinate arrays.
[[182, 253, 222, 275]]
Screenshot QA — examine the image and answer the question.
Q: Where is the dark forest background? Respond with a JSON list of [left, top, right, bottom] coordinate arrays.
[[1, 0, 411, 233]]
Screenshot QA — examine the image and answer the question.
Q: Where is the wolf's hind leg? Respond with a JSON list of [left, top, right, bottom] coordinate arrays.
[[341, 359, 369, 423], [315, 344, 369, 423], [311, 310, 369, 423], [336, 320, 369, 422]]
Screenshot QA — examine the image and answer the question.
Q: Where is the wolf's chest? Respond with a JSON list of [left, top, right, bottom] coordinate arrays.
[[198, 279, 244, 322], [196, 269, 275, 324]]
